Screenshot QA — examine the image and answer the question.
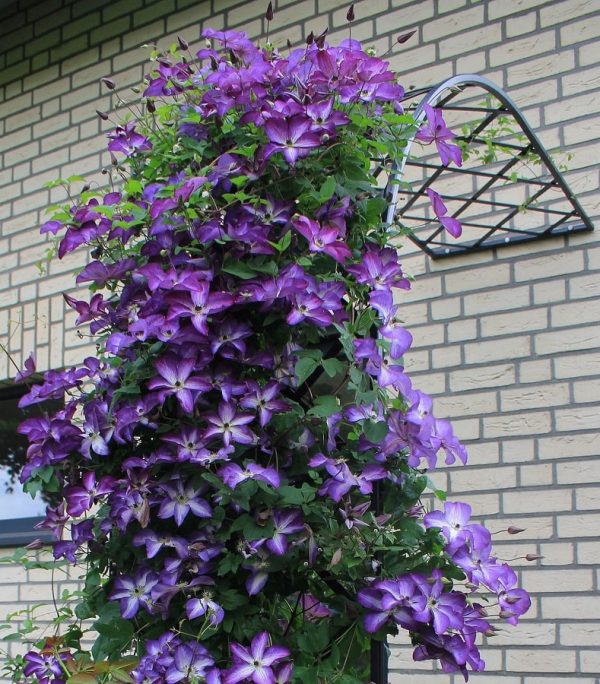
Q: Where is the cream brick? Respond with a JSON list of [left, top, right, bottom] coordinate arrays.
[[463, 285, 530, 315], [429, 295, 461, 320], [569, 378, 599, 406], [558, 513, 600, 538], [446, 318, 477, 342], [522, 568, 593, 593], [576, 486, 600, 510], [556, 459, 599, 485], [539, 541, 574, 566], [580, 649, 600, 673], [445, 263, 511, 294], [560, 13, 600, 44], [569, 272, 600, 299], [451, 465, 517, 492], [434, 390, 498, 418], [422, 5, 484, 41], [438, 23, 502, 58], [505, 10, 538, 37], [520, 463, 553, 487], [514, 250, 585, 281], [484, 410, 552, 438], [465, 335, 531, 364], [431, 343, 462, 369], [410, 323, 445, 348], [449, 363, 515, 391], [578, 541, 600, 564], [534, 325, 600, 355], [500, 383, 570, 411], [555, 406, 600, 432], [519, 359, 552, 384], [533, 279, 567, 304], [539, 432, 600, 460], [506, 648, 575, 672], [504, 487, 572, 514], [481, 307, 548, 337], [554, 350, 600, 378]]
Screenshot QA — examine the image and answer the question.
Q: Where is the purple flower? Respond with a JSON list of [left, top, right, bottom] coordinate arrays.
[[65, 472, 116, 517], [165, 643, 215, 684], [426, 188, 462, 238], [15, 352, 36, 383], [110, 569, 160, 619], [224, 631, 290, 684], [218, 462, 281, 490], [157, 480, 212, 526], [416, 104, 462, 167], [292, 215, 352, 264], [107, 122, 152, 156], [263, 115, 321, 165], [424, 502, 491, 554], [240, 381, 288, 427], [266, 510, 304, 555], [186, 595, 225, 626], [148, 356, 211, 414], [204, 402, 255, 446]]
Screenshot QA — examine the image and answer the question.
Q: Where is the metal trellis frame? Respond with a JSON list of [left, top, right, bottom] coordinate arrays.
[[383, 74, 594, 258]]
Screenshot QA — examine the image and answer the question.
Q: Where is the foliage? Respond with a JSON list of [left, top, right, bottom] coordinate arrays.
[[3, 16, 529, 684]]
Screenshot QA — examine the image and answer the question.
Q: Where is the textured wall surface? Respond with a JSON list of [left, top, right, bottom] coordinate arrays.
[[0, 0, 598, 682]]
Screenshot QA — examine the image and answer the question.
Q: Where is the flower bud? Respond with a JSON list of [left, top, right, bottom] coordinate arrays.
[[396, 30, 416, 45], [146, 99, 156, 113], [265, 1, 274, 21], [346, 4, 355, 22], [96, 109, 109, 120], [508, 526, 526, 535], [526, 553, 543, 561], [101, 77, 116, 90], [178, 36, 189, 51]]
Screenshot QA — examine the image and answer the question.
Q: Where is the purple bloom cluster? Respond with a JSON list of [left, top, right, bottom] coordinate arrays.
[[18, 23, 527, 682], [359, 502, 530, 678]]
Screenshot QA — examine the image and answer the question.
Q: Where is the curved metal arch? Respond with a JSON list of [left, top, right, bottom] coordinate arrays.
[[383, 74, 594, 258]]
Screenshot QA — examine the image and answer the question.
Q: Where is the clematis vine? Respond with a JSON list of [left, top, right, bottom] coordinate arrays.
[[11, 16, 529, 684]]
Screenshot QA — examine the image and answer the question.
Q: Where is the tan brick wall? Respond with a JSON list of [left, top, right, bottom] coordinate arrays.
[[0, 0, 598, 682]]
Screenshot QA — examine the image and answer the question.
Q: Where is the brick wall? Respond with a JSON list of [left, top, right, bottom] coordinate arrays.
[[0, 0, 598, 682]]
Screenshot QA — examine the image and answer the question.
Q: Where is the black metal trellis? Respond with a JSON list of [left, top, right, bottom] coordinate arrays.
[[383, 74, 594, 258]]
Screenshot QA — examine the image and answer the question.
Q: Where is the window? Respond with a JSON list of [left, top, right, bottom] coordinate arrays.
[[0, 383, 61, 546]]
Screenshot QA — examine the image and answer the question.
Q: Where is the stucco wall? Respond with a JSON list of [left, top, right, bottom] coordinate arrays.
[[0, 0, 598, 682]]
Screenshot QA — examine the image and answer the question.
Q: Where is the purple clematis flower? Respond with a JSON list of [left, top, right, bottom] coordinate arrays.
[[148, 356, 211, 414], [157, 479, 212, 526], [292, 215, 352, 264], [426, 188, 462, 238], [218, 462, 281, 490], [165, 643, 215, 684], [266, 510, 304, 555], [263, 115, 321, 165], [186, 595, 225, 626], [224, 631, 290, 684], [424, 501, 491, 554], [107, 122, 152, 156], [204, 402, 255, 446], [416, 104, 463, 167], [240, 381, 288, 427], [110, 569, 160, 619]]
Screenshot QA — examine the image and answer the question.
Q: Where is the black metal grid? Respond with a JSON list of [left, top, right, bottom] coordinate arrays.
[[384, 74, 594, 258]]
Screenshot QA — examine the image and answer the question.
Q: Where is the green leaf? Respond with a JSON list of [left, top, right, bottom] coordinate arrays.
[[297, 623, 330, 653], [307, 395, 340, 418], [268, 230, 292, 253], [318, 176, 336, 202], [221, 260, 257, 280], [363, 420, 388, 443], [295, 357, 320, 385], [321, 357, 344, 378]]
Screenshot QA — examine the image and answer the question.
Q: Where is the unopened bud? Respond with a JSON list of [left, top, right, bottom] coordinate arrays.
[[178, 35, 189, 51], [110, 152, 118, 166], [96, 109, 109, 120], [132, 86, 141, 94], [396, 30, 416, 45], [508, 526, 526, 535], [146, 99, 156, 113], [81, 184, 90, 193], [346, 4, 355, 21], [499, 610, 515, 619], [306, 31, 314, 45], [265, 1, 274, 21], [505, 595, 521, 605], [25, 539, 44, 550], [484, 628, 496, 637], [315, 28, 328, 49], [526, 553, 543, 561], [101, 77, 116, 90]]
